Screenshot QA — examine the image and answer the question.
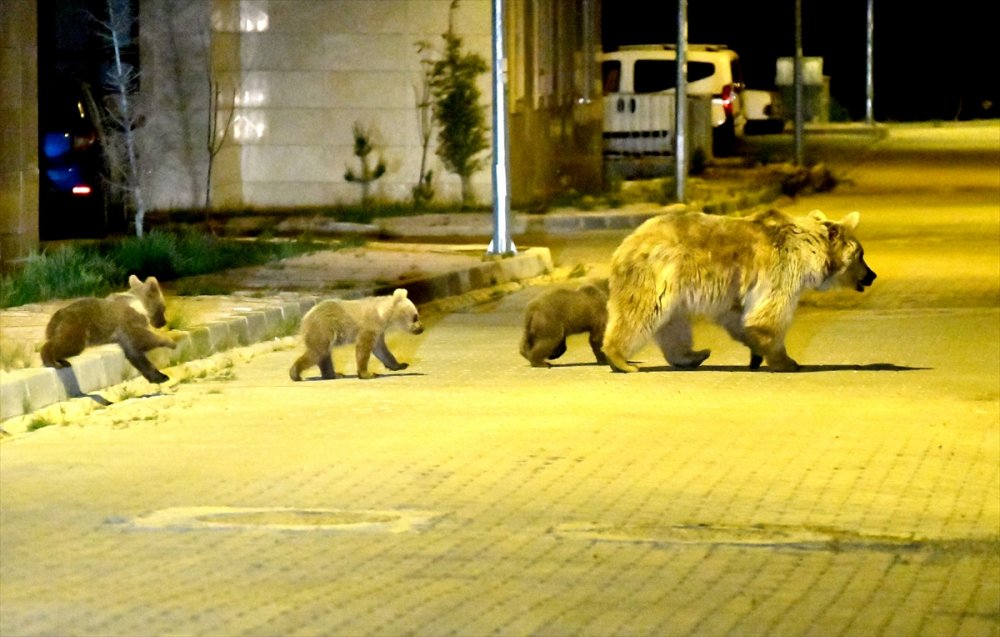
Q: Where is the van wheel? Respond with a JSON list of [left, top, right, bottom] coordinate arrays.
[[712, 118, 737, 157]]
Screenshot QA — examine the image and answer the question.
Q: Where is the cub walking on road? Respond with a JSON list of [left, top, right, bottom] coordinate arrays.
[[602, 209, 877, 372], [520, 283, 608, 367], [289, 288, 424, 381], [40, 275, 176, 383]]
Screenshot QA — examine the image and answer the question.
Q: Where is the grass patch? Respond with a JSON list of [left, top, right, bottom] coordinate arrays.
[[0, 249, 119, 307], [1, 341, 36, 371], [26, 414, 59, 432], [1, 231, 326, 308]]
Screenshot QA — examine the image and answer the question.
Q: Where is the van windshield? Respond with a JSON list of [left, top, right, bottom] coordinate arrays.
[[633, 60, 715, 93]]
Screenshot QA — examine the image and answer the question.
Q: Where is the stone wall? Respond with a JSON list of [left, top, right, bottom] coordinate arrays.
[[0, 0, 39, 271]]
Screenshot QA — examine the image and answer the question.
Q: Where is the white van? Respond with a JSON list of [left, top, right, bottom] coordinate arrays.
[[599, 44, 746, 157]]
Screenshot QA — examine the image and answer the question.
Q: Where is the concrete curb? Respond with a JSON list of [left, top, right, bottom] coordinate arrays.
[[0, 249, 552, 423]]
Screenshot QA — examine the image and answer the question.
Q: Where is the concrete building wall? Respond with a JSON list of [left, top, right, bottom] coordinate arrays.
[[0, 0, 39, 271], [138, 0, 214, 211], [141, 0, 493, 211]]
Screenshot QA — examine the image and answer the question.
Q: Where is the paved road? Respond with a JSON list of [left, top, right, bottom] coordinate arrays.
[[1, 123, 997, 637]]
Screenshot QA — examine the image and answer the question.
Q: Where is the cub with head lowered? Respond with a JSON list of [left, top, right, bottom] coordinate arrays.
[[520, 283, 608, 368], [289, 288, 424, 381], [40, 274, 177, 383]]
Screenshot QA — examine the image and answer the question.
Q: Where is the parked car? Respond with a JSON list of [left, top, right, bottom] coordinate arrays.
[[600, 44, 747, 157], [38, 80, 107, 239], [743, 88, 786, 135]]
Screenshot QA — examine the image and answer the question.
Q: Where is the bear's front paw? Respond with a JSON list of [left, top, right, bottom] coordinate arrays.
[[766, 356, 800, 372], [145, 370, 170, 384], [608, 360, 638, 373], [358, 370, 376, 379], [390, 362, 409, 371]]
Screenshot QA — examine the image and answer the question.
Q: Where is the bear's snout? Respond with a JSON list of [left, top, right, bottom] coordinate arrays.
[[856, 262, 877, 292], [411, 322, 424, 335]]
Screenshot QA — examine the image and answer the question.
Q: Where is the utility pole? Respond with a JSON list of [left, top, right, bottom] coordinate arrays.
[[674, 0, 688, 202], [793, 0, 804, 166], [865, 0, 875, 125], [487, 0, 515, 256]]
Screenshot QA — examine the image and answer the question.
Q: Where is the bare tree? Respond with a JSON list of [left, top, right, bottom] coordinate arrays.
[[205, 78, 236, 209], [412, 40, 436, 208], [94, 0, 147, 237], [203, 71, 237, 234]]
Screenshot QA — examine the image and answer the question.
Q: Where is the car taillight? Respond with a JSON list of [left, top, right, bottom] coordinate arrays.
[[720, 84, 734, 117], [72, 185, 93, 196], [73, 132, 96, 150]]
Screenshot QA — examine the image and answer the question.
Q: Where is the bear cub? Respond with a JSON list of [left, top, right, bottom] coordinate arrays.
[[40, 274, 176, 383], [520, 283, 608, 368], [289, 288, 424, 381]]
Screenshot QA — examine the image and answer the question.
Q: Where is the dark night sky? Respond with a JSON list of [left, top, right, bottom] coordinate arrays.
[[40, 1, 997, 123], [603, 1, 998, 122]]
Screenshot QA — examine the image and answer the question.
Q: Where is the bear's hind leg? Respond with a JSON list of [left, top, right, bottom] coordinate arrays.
[[317, 353, 337, 379], [718, 310, 764, 369], [654, 315, 710, 369], [588, 326, 607, 365], [40, 322, 88, 368], [547, 338, 567, 360], [526, 335, 563, 367], [290, 350, 322, 381]]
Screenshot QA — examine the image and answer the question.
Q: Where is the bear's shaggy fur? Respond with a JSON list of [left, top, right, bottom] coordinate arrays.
[[602, 209, 876, 372], [40, 275, 176, 383], [520, 283, 608, 367], [289, 288, 424, 381]]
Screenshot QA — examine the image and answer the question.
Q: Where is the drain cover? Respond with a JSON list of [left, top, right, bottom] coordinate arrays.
[[123, 506, 437, 533], [554, 522, 921, 551]]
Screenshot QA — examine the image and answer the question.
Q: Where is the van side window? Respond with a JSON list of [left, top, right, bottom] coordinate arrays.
[[602, 61, 621, 94], [635, 60, 677, 93], [634, 60, 717, 94]]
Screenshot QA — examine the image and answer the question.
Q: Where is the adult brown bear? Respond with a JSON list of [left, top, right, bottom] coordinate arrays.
[[602, 209, 876, 372]]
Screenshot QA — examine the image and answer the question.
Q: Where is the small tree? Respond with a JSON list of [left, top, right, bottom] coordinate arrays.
[[428, 0, 489, 209], [344, 122, 387, 208]]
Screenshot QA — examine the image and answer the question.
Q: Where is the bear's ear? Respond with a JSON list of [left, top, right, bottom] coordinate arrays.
[[393, 288, 409, 300], [840, 211, 860, 231], [809, 210, 828, 223], [129, 274, 142, 290]]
